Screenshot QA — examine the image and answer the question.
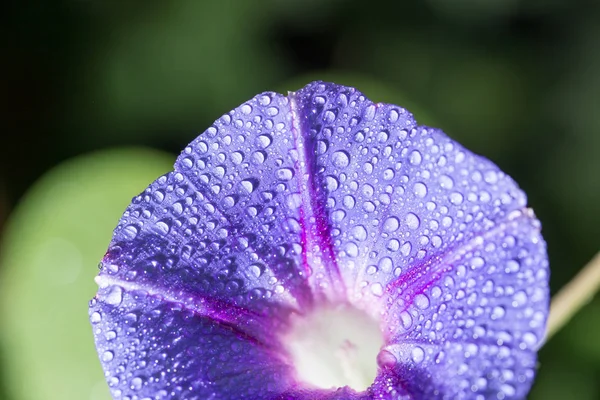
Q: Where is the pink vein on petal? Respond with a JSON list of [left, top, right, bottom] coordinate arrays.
[[288, 92, 346, 304]]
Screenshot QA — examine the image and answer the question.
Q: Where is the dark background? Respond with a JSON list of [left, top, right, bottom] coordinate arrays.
[[0, 1, 599, 399]]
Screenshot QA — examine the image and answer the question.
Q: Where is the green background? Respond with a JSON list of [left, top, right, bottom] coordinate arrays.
[[0, 1, 598, 399]]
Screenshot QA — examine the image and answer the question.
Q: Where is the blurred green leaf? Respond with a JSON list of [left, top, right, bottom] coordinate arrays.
[[0, 148, 174, 400], [82, 0, 289, 143]]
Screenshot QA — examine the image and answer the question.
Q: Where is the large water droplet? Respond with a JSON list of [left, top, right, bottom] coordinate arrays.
[[383, 217, 400, 232], [122, 224, 139, 240], [102, 350, 114, 362], [105, 286, 123, 306], [277, 168, 294, 181], [331, 151, 350, 168], [411, 346, 425, 363], [409, 150, 422, 165], [405, 213, 420, 230], [352, 225, 368, 241], [413, 182, 427, 198]]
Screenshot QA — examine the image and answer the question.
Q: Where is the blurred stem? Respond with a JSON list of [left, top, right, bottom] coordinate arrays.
[[546, 251, 600, 340]]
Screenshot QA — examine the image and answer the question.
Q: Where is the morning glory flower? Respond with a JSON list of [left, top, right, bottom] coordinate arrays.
[[90, 81, 549, 399]]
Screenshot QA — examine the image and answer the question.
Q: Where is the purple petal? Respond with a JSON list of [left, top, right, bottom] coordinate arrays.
[[90, 81, 549, 399]]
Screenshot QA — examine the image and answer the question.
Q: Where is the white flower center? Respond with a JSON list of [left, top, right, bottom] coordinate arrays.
[[282, 304, 384, 391]]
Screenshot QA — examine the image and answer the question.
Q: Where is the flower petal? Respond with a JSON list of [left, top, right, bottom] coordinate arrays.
[[91, 81, 549, 399], [89, 288, 295, 399], [291, 82, 549, 398]]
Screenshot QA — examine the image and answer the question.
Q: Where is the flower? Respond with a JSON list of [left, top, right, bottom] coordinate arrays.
[[90, 81, 549, 399]]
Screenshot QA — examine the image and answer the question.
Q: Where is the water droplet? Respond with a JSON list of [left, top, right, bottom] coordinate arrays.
[[345, 242, 359, 257], [325, 176, 339, 192], [377, 349, 397, 368], [471, 256, 485, 269], [250, 263, 264, 278], [331, 210, 346, 222], [383, 216, 400, 232], [409, 150, 422, 165], [122, 225, 139, 240], [382, 168, 395, 180], [131, 377, 143, 391], [102, 350, 114, 362], [257, 135, 272, 149], [352, 225, 368, 241], [105, 286, 123, 306], [399, 311, 413, 329], [266, 106, 279, 116], [450, 192, 464, 205], [492, 306, 506, 320], [405, 212, 420, 229], [324, 110, 336, 123], [332, 151, 350, 168], [241, 104, 252, 114], [343, 195, 355, 209], [388, 109, 400, 122], [505, 259, 520, 273], [413, 182, 427, 198], [400, 241, 412, 256], [512, 291, 528, 307], [181, 157, 193, 169], [259, 94, 271, 106], [371, 283, 383, 296], [387, 239, 400, 252], [317, 140, 329, 154], [500, 383, 516, 397], [522, 332, 538, 348], [379, 257, 393, 273], [231, 151, 244, 165], [414, 293, 430, 309], [411, 346, 425, 363], [277, 168, 294, 181], [91, 311, 102, 323], [439, 174, 454, 189], [286, 193, 302, 210], [155, 220, 170, 235], [240, 179, 256, 194], [359, 103, 375, 121], [252, 150, 266, 164]]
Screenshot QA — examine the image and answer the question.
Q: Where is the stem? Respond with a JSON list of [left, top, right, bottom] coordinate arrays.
[[546, 251, 600, 340]]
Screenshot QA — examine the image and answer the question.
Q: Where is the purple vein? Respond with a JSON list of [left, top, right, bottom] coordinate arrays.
[[94, 274, 282, 352], [382, 207, 538, 313], [288, 91, 346, 304]]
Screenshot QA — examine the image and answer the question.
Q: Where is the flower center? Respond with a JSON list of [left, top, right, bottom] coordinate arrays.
[[281, 303, 384, 391]]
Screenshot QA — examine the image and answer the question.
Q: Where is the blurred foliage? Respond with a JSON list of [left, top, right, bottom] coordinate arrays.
[[0, 149, 174, 400], [0, 0, 598, 399]]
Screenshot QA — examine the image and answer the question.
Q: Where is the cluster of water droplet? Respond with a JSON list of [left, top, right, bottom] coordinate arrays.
[[90, 82, 549, 399], [294, 83, 548, 398]]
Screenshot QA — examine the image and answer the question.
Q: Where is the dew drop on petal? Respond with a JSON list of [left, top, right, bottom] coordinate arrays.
[[383, 216, 400, 232], [405, 212, 420, 230], [371, 283, 383, 297], [277, 168, 294, 181], [104, 286, 123, 306], [102, 350, 114, 362], [409, 150, 422, 165], [332, 151, 350, 168], [450, 192, 464, 205], [414, 293, 430, 310], [439, 174, 454, 189], [352, 225, 368, 241], [413, 182, 427, 198], [411, 346, 425, 363]]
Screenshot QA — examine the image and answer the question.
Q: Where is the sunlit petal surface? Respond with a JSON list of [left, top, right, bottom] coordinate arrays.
[[90, 82, 549, 399]]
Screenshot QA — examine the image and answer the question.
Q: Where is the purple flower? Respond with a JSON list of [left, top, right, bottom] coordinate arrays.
[[90, 82, 549, 399]]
